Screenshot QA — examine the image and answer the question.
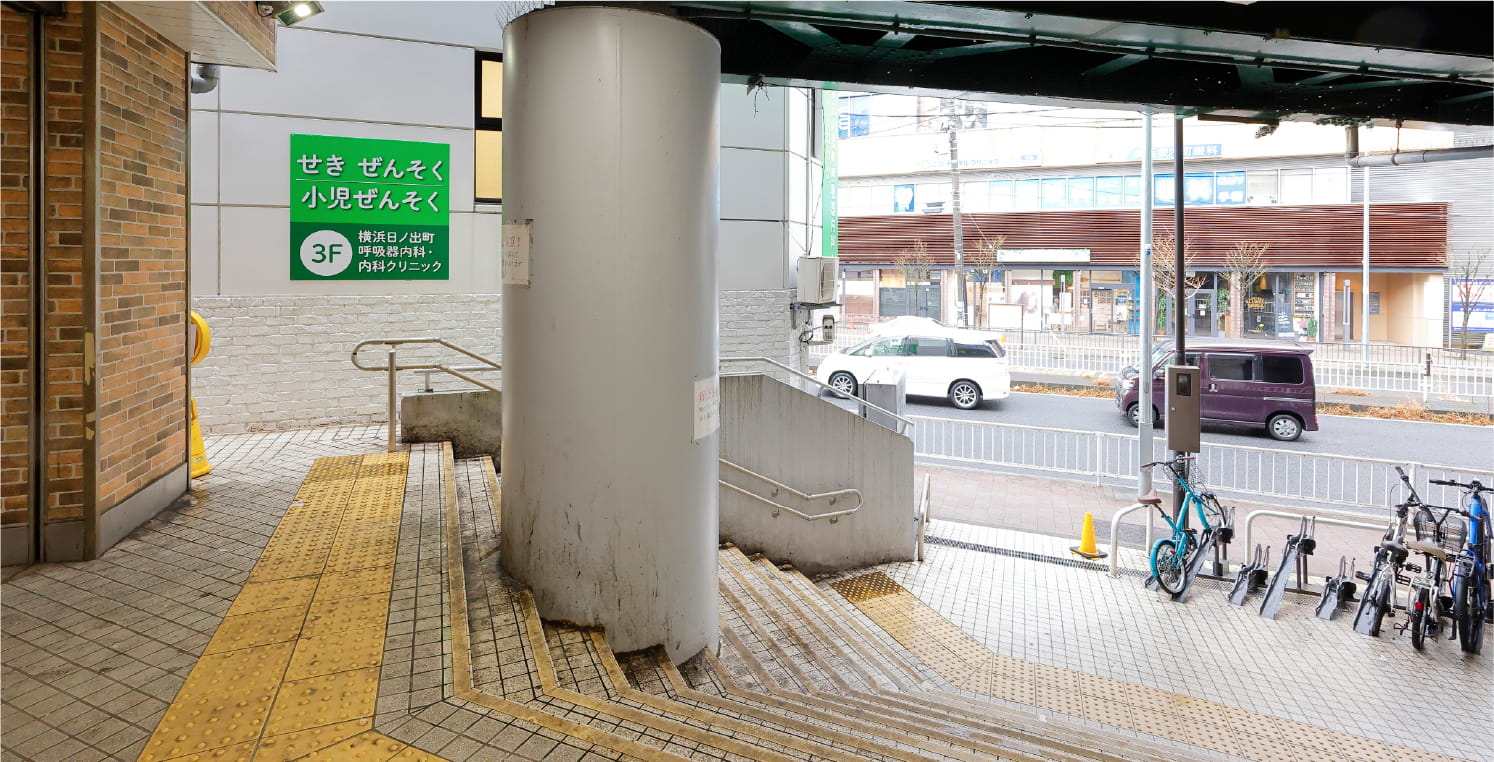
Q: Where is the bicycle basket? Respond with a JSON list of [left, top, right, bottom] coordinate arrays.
[[1413, 510, 1467, 554]]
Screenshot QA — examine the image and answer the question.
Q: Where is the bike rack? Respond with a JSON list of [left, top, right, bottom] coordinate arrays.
[[1261, 516, 1316, 620], [1315, 556, 1356, 620], [1145, 503, 1234, 602], [1228, 544, 1270, 606]]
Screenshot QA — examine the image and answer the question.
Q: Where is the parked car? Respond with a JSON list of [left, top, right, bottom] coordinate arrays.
[[1115, 344, 1318, 441], [817, 324, 1011, 410]]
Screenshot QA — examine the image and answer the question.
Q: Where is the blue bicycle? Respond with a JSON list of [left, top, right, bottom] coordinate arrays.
[[1143, 456, 1229, 595], [1430, 476, 1490, 655]]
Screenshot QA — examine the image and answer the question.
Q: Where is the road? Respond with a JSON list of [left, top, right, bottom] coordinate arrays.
[[824, 390, 1493, 513], [909, 392, 1494, 472]]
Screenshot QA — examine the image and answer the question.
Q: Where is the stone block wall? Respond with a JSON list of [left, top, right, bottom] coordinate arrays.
[[94, 3, 189, 512], [720, 288, 804, 377], [191, 289, 802, 433], [190, 294, 502, 432]]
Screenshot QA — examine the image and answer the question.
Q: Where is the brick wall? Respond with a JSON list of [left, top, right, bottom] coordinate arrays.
[[42, 5, 87, 523], [201, 1, 275, 65], [93, 3, 189, 512], [1, 7, 32, 527], [190, 294, 503, 432]]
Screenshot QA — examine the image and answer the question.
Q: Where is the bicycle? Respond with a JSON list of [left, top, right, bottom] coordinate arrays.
[[1403, 503, 1462, 651], [1429, 476, 1491, 655], [1352, 466, 1423, 638], [1142, 455, 1229, 596]]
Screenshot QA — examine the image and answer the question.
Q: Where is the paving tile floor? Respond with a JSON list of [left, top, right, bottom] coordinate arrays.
[[828, 519, 1493, 761], [3, 426, 1489, 761]]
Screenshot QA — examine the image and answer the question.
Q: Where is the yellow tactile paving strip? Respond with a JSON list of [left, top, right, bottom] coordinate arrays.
[[830, 572, 1462, 762], [139, 452, 451, 762]]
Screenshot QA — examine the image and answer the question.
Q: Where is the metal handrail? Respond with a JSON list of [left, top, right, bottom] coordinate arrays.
[[1107, 502, 1150, 577], [719, 458, 862, 522], [351, 337, 503, 451], [719, 356, 914, 434], [916, 474, 932, 562], [1241, 508, 1384, 566]]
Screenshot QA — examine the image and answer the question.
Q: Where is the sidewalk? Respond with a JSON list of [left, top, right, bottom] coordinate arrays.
[[917, 461, 1389, 582]]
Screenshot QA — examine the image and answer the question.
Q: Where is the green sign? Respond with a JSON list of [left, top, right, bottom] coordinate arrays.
[[820, 91, 838, 258], [289, 134, 450, 280]]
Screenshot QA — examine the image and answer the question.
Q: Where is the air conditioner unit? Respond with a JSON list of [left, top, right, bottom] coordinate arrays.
[[796, 256, 838, 305]]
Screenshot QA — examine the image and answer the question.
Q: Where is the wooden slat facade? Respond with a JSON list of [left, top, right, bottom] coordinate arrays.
[[837, 202, 1449, 269]]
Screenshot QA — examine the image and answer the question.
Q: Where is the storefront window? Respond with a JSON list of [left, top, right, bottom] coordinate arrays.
[[1244, 273, 1299, 338]]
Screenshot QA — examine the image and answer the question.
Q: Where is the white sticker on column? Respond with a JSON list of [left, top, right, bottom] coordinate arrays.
[[502, 221, 531, 286], [694, 375, 720, 441]]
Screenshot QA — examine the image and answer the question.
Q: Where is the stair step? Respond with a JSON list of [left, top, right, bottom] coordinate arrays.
[[719, 552, 1103, 762], [727, 549, 1213, 762]]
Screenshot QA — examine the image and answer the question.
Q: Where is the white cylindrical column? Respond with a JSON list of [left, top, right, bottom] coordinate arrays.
[[500, 7, 720, 661]]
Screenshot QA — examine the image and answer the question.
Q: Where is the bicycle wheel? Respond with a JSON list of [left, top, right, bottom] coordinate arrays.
[[1455, 575, 1487, 655], [1151, 539, 1185, 595], [1410, 587, 1429, 651], [1198, 494, 1225, 530]]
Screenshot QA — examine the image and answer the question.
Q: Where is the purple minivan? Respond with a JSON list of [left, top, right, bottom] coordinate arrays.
[[1115, 344, 1319, 441]]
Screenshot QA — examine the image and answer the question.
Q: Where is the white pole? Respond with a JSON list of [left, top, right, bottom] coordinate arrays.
[[1138, 110, 1155, 497], [1361, 165, 1371, 359]]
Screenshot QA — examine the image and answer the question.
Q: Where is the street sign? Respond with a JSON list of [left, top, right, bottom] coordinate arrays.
[[289, 134, 450, 280]]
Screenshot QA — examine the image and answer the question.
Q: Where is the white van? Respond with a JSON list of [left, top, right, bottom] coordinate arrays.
[[816, 321, 1010, 410]]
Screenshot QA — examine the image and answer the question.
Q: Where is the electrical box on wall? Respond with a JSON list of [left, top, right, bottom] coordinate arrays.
[[796, 256, 838, 305]]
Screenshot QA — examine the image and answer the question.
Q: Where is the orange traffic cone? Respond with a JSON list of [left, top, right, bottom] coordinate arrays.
[[1071, 512, 1107, 560]]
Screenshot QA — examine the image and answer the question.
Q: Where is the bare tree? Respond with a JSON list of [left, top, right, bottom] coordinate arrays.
[[966, 235, 1004, 328], [894, 241, 935, 318], [1138, 234, 1202, 334], [1223, 241, 1270, 338], [1451, 249, 1492, 355]]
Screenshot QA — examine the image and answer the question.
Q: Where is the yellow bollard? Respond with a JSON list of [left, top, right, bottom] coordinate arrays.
[[188, 312, 212, 478], [1070, 512, 1107, 560]]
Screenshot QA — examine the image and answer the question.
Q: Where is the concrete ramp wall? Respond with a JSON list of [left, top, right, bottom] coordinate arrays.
[[720, 374, 915, 574]]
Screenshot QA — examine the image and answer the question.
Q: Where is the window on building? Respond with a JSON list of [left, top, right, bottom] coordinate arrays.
[[1013, 179, 1040, 210], [1247, 170, 1277, 205], [1279, 168, 1314, 204], [1067, 177, 1094, 208], [1040, 178, 1067, 209], [989, 180, 1015, 211], [475, 52, 503, 203], [1314, 167, 1348, 203], [1094, 176, 1124, 208]]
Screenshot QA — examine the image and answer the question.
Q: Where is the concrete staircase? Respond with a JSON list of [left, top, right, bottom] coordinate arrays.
[[437, 444, 1224, 762]]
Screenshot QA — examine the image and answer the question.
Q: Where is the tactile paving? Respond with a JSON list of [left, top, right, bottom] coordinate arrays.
[[253, 718, 373, 762], [138, 452, 456, 761], [828, 571, 905, 603]]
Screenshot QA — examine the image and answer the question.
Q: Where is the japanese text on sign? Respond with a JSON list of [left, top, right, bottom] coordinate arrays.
[[290, 134, 450, 281]]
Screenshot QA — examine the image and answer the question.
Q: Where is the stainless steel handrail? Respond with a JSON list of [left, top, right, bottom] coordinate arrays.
[[718, 356, 913, 434], [1241, 508, 1383, 566], [352, 337, 503, 451], [916, 473, 932, 562], [719, 458, 862, 522]]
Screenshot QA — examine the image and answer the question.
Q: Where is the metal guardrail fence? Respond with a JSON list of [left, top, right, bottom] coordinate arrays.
[[813, 324, 1494, 400], [908, 415, 1489, 514]]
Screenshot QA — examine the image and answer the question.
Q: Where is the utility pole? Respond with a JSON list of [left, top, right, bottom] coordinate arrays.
[[1361, 162, 1371, 360], [947, 101, 968, 327], [1138, 109, 1155, 497], [1172, 112, 1188, 522]]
